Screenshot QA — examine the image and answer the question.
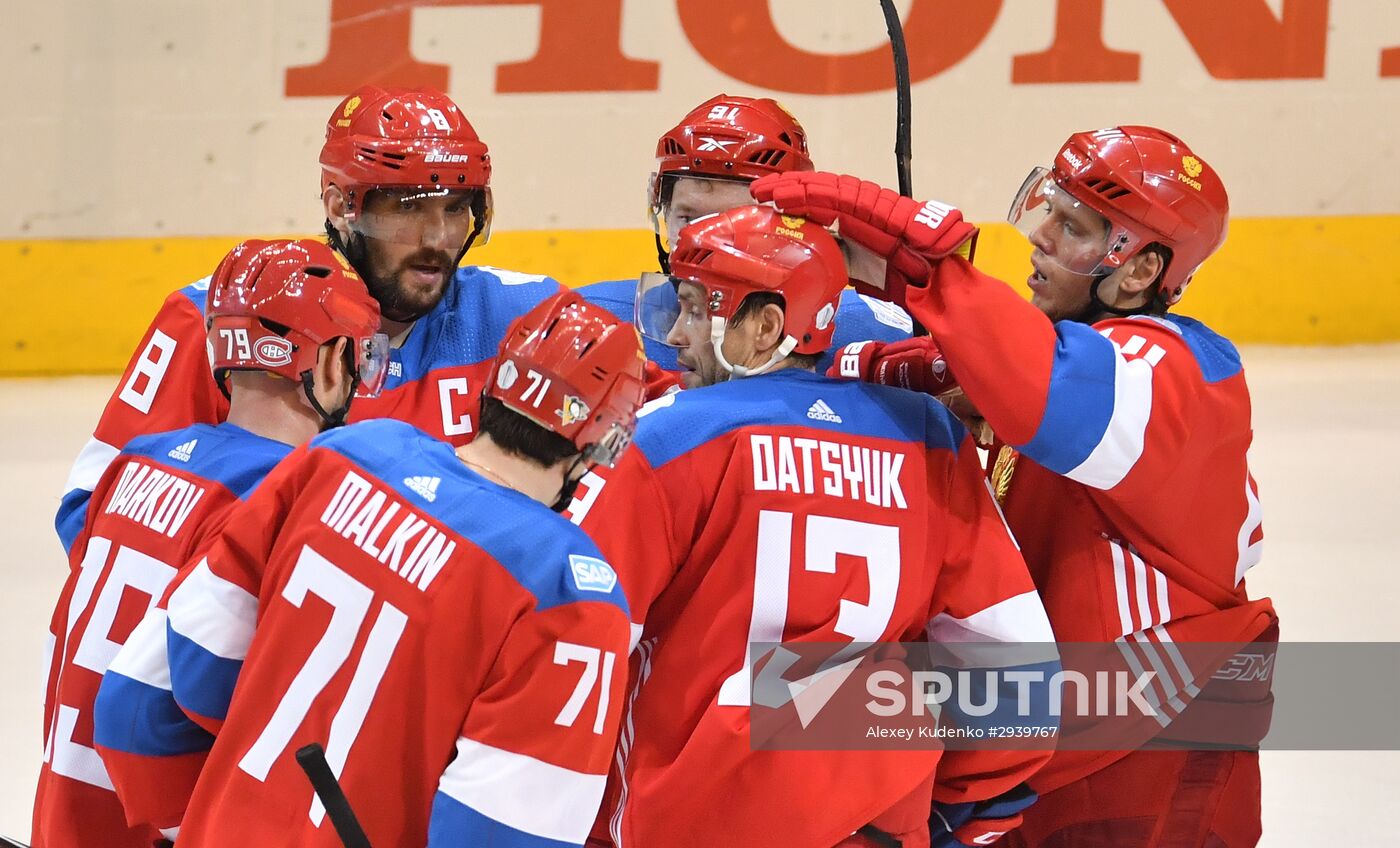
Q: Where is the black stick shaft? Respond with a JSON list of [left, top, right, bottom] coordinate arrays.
[[879, 0, 928, 336], [296, 743, 373, 848], [879, 0, 914, 198]]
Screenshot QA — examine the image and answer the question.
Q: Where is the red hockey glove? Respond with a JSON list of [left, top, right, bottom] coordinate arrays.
[[826, 338, 959, 397], [752, 172, 978, 306], [643, 359, 684, 401]]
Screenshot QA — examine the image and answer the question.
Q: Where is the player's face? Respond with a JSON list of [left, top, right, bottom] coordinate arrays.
[[1026, 193, 1111, 322], [662, 177, 756, 247], [667, 281, 723, 388], [354, 189, 475, 324]]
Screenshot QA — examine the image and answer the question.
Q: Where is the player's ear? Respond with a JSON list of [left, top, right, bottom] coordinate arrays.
[[1118, 250, 1164, 298], [313, 337, 353, 406], [756, 301, 788, 354], [323, 186, 350, 234]]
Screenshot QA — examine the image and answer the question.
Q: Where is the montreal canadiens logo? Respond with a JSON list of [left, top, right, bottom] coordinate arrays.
[[253, 337, 294, 367]]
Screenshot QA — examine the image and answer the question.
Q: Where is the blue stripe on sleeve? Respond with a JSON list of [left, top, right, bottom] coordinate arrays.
[[428, 791, 578, 848], [1018, 322, 1118, 474], [167, 626, 243, 722], [932, 658, 1064, 737], [55, 489, 92, 556], [94, 671, 215, 757]]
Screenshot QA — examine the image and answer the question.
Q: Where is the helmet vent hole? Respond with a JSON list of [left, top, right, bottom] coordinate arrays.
[[381, 110, 395, 121], [778, 132, 792, 146], [749, 150, 785, 167], [664, 139, 685, 156], [303, 265, 332, 279]]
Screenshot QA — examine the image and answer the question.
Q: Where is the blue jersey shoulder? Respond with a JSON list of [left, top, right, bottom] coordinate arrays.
[[312, 420, 629, 617], [1142, 314, 1243, 384], [121, 422, 291, 499], [818, 292, 913, 372], [175, 275, 213, 317], [633, 369, 964, 468], [387, 265, 564, 386]]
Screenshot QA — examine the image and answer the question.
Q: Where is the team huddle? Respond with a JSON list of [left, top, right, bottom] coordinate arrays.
[[31, 85, 1277, 848]]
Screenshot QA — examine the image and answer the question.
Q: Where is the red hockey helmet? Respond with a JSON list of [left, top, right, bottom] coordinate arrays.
[[1008, 126, 1230, 305], [206, 239, 388, 399], [648, 94, 813, 209], [485, 291, 647, 468], [636, 206, 846, 376], [320, 85, 493, 247]]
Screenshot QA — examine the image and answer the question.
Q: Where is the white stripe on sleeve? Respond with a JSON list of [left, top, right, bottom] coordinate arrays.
[[107, 610, 174, 689], [438, 736, 606, 844], [1065, 351, 1155, 490], [166, 558, 258, 660], [62, 437, 121, 496]]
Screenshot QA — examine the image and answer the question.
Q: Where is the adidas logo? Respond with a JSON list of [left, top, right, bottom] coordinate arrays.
[[403, 475, 441, 502], [166, 439, 198, 463], [806, 399, 842, 423]]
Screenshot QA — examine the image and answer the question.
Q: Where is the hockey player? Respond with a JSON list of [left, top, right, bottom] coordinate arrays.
[[95, 291, 646, 847], [577, 94, 913, 377], [569, 206, 1056, 847], [56, 84, 565, 550], [34, 238, 384, 848], [755, 127, 1278, 846]]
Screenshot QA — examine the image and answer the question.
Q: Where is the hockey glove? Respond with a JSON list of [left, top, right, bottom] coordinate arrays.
[[826, 338, 959, 397], [751, 172, 978, 306]]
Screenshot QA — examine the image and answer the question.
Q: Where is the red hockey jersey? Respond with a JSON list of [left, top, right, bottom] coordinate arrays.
[[35, 423, 291, 848], [95, 420, 631, 848], [55, 266, 564, 551], [566, 369, 1055, 847], [904, 258, 1277, 790]]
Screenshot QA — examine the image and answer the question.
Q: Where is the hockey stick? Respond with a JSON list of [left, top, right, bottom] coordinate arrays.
[[878, 0, 914, 198], [878, 0, 928, 335], [296, 743, 373, 848]]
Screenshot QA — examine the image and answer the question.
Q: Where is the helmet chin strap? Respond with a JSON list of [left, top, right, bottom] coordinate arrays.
[[1080, 270, 1153, 323], [550, 456, 590, 513], [301, 371, 360, 430], [709, 317, 797, 378]]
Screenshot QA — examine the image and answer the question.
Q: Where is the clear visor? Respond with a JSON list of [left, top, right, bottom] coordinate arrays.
[[355, 332, 391, 398], [1007, 168, 1117, 277], [646, 172, 753, 255], [635, 271, 711, 347], [351, 187, 493, 250]]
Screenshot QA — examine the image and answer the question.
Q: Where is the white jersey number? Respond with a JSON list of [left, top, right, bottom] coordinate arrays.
[[716, 511, 901, 706], [45, 537, 177, 789], [238, 545, 407, 826]]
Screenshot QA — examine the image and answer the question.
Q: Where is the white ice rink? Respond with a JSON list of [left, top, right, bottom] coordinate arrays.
[[4, 346, 1399, 846]]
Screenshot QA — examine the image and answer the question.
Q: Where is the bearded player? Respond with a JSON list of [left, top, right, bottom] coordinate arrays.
[[56, 85, 564, 551]]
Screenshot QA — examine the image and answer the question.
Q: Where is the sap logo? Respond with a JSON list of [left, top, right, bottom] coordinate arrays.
[[912, 200, 956, 231], [424, 152, 471, 164], [568, 554, 618, 594], [254, 337, 294, 367], [696, 136, 736, 153]]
